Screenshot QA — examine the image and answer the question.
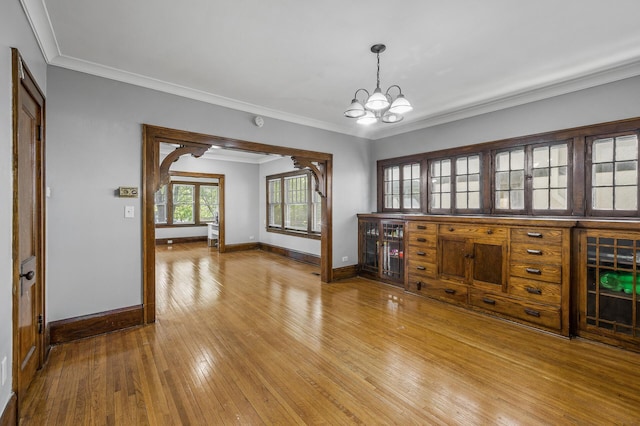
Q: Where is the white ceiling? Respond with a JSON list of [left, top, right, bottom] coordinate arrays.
[[21, 0, 640, 140]]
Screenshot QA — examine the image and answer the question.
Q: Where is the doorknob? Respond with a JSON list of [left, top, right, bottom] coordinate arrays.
[[20, 270, 35, 280]]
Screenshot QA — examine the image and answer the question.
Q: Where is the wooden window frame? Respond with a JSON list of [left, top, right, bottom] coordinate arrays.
[[376, 117, 640, 219], [586, 130, 640, 217], [266, 170, 321, 239], [155, 180, 219, 227], [377, 159, 422, 213], [427, 154, 484, 214]]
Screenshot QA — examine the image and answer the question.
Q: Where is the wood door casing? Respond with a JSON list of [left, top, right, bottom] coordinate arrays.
[[12, 48, 46, 406]]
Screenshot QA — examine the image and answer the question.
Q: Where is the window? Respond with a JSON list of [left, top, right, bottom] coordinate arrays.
[[588, 133, 638, 214], [494, 141, 570, 214], [382, 162, 421, 211], [429, 154, 481, 213], [154, 181, 219, 226], [266, 170, 321, 238]]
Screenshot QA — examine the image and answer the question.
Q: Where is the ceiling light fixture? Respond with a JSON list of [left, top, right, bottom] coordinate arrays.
[[344, 44, 413, 125]]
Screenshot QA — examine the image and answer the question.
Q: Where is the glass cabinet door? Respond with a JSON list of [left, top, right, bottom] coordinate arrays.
[[585, 234, 640, 338], [360, 220, 379, 274], [381, 222, 404, 281]]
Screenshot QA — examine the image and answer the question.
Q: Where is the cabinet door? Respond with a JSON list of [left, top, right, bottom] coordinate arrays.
[[439, 237, 468, 284], [359, 220, 379, 274], [381, 222, 404, 283], [472, 241, 506, 289]]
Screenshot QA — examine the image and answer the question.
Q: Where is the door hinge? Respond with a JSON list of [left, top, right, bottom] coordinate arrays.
[[38, 314, 43, 334], [36, 125, 42, 141]]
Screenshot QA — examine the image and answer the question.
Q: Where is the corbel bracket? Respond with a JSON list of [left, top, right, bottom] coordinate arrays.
[[157, 143, 209, 190], [291, 156, 326, 198]]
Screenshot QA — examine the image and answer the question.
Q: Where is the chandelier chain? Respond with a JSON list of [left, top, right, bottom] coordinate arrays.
[[376, 52, 381, 89]]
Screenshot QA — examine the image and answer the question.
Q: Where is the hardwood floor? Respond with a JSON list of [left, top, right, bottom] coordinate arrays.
[[20, 243, 640, 424]]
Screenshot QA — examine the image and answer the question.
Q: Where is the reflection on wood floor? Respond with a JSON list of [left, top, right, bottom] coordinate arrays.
[[20, 243, 640, 424]]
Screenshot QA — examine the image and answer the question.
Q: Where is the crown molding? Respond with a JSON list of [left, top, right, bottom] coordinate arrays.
[[21, 0, 640, 142]]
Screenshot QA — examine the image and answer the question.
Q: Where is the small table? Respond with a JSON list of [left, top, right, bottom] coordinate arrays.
[[207, 222, 219, 247]]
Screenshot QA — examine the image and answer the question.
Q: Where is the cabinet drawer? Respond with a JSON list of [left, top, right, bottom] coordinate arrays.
[[508, 276, 561, 305], [407, 232, 436, 248], [407, 246, 436, 263], [407, 222, 437, 233], [511, 228, 563, 245], [407, 262, 437, 279], [510, 243, 563, 265], [469, 290, 561, 330], [510, 262, 561, 283], [438, 224, 507, 239], [419, 281, 468, 305]]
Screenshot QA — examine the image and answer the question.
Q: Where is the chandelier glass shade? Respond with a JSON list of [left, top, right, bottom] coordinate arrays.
[[344, 44, 412, 125]]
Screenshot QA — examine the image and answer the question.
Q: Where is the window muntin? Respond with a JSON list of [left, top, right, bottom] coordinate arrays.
[[266, 170, 321, 238], [154, 185, 167, 224], [172, 184, 195, 224], [403, 163, 421, 209], [383, 166, 400, 209], [284, 175, 309, 231], [495, 148, 525, 211], [154, 181, 219, 226], [268, 178, 282, 228], [382, 163, 421, 211], [455, 155, 481, 210], [591, 134, 638, 212], [532, 144, 569, 210], [199, 185, 219, 222], [430, 159, 451, 210]]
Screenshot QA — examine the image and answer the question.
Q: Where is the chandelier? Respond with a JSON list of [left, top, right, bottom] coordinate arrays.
[[344, 44, 413, 125]]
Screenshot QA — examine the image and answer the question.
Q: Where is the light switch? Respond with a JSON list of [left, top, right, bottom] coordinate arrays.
[[124, 205, 135, 218]]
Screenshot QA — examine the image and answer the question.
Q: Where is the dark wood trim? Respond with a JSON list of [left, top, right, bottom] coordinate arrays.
[[155, 236, 207, 245], [0, 393, 16, 426], [224, 242, 260, 252], [49, 305, 144, 345], [258, 243, 320, 266], [142, 125, 333, 324], [332, 265, 358, 281], [11, 48, 47, 414]]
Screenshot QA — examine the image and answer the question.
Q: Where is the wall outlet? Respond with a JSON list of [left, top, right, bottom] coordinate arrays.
[[249, 235, 255, 240], [1, 356, 6, 386], [342, 256, 349, 262], [167, 240, 173, 244]]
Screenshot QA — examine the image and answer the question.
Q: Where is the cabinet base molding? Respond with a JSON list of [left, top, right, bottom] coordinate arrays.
[[50, 305, 143, 345], [0, 393, 16, 426]]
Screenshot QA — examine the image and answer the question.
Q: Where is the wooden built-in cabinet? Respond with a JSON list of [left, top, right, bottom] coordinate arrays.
[[577, 223, 640, 351], [358, 217, 404, 286], [359, 214, 640, 349]]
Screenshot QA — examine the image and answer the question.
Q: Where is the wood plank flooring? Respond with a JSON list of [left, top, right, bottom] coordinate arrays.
[[20, 243, 640, 424]]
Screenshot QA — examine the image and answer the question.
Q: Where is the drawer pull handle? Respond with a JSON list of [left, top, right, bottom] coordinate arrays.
[[417, 237, 427, 243], [416, 281, 422, 290], [524, 308, 541, 317], [482, 297, 496, 305], [444, 288, 456, 295], [526, 287, 542, 295], [416, 251, 426, 256], [487, 229, 493, 235], [449, 227, 455, 232], [527, 232, 543, 238], [416, 266, 426, 271], [526, 267, 542, 275], [526, 249, 542, 255], [417, 225, 427, 230]]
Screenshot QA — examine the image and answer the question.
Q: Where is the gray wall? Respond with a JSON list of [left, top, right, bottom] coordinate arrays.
[[370, 76, 640, 211], [46, 66, 370, 322], [0, 0, 48, 412]]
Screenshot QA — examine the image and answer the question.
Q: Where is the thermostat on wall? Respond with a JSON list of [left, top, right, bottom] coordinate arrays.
[[117, 187, 139, 198]]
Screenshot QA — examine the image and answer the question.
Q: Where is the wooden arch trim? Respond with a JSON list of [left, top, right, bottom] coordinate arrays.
[[291, 156, 327, 198], [157, 142, 209, 190]]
